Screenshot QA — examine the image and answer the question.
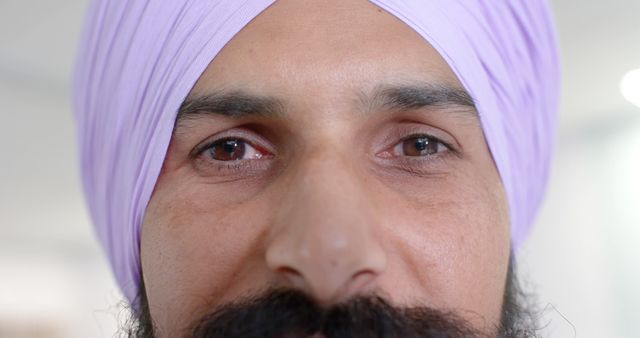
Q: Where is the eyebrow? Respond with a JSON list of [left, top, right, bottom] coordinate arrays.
[[362, 84, 476, 115], [177, 91, 286, 121], [175, 83, 476, 128]]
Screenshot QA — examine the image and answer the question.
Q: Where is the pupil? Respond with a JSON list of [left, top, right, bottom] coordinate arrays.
[[414, 138, 428, 151], [223, 140, 238, 154]]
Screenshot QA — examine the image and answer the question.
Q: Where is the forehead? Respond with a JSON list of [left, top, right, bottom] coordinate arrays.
[[189, 0, 464, 101]]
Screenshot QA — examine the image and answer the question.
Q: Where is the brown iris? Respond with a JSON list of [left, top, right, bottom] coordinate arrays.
[[208, 139, 246, 161]]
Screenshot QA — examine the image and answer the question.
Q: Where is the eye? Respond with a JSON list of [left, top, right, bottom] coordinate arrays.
[[391, 135, 448, 157], [203, 138, 267, 161]]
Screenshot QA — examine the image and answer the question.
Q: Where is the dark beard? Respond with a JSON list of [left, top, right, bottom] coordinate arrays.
[[124, 255, 538, 338], [192, 289, 483, 337]]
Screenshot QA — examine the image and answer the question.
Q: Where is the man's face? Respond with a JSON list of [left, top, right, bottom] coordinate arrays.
[[140, 0, 511, 336]]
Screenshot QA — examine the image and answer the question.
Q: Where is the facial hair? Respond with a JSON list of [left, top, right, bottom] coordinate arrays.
[[188, 288, 482, 338], [125, 255, 537, 338]]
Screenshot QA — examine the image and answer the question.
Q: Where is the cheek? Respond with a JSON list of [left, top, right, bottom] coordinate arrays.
[[374, 168, 510, 326], [140, 175, 272, 334]]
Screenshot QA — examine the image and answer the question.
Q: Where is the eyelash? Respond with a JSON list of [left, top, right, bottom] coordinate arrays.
[[192, 132, 456, 175], [392, 133, 453, 156], [191, 136, 271, 173]]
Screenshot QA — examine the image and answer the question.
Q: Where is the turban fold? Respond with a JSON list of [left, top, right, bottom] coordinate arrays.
[[73, 0, 560, 305]]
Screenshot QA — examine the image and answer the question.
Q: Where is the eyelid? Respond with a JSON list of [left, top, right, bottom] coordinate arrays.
[[398, 133, 453, 150], [374, 123, 461, 158], [189, 128, 275, 159], [376, 133, 449, 160]]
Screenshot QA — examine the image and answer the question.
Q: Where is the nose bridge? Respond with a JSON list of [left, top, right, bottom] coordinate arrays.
[[266, 147, 386, 303], [294, 149, 368, 227]]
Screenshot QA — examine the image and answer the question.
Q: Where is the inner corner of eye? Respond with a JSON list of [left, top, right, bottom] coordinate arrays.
[[375, 149, 394, 159]]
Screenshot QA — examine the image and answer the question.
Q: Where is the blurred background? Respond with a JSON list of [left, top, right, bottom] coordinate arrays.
[[0, 1, 638, 337]]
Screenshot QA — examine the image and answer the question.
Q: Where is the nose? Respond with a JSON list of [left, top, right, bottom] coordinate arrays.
[[265, 151, 386, 305]]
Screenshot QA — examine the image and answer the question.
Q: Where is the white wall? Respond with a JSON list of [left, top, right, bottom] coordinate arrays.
[[520, 110, 640, 338]]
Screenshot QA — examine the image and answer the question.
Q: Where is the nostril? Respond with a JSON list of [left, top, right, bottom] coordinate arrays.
[[346, 270, 378, 294], [276, 266, 306, 288], [317, 270, 379, 306], [352, 269, 374, 280], [277, 266, 301, 277]]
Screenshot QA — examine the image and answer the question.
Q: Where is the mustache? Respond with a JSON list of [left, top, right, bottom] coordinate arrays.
[[187, 288, 485, 338]]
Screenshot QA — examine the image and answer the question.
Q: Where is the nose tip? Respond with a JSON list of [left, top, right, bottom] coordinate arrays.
[[266, 237, 386, 305]]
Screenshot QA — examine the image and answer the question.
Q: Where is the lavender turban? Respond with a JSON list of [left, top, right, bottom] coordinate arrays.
[[73, 0, 560, 304]]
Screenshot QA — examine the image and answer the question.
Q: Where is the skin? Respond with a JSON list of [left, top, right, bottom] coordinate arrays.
[[140, 0, 511, 336]]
